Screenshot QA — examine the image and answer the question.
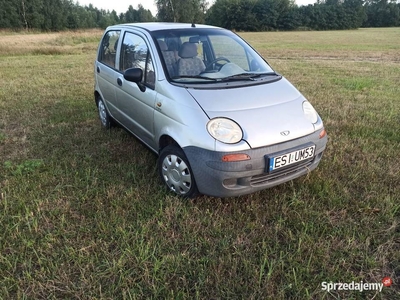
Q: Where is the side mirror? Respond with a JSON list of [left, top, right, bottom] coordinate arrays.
[[124, 68, 146, 92]]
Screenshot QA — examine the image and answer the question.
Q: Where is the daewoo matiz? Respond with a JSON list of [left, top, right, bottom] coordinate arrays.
[[94, 23, 328, 198]]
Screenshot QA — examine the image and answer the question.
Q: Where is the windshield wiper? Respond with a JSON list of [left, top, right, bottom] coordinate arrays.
[[172, 75, 218, 81], [221, 72, 279, 81]]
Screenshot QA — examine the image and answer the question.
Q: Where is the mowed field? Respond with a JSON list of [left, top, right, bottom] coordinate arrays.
[[0, 28, 399, 299]]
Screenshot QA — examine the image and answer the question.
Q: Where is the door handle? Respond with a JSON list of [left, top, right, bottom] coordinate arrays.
[[117, 78, 122, 86], [97, 66, 100, 73]]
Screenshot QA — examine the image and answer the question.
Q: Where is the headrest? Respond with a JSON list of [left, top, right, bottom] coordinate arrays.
[[158, 40, 168, 51], [189, 36, 200, 43], [178, 42, 197, 58], [167, 40, 178, 51]]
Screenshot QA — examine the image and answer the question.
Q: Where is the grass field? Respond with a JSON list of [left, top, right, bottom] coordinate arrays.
[[0, 28, 399, 299]]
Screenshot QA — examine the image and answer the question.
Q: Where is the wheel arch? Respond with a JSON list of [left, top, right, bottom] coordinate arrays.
[[94, 91, 101, 106], [158, 134, 179, 153]]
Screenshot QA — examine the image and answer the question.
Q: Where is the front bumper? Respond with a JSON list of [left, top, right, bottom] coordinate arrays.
[[183, 130, 328, 197]]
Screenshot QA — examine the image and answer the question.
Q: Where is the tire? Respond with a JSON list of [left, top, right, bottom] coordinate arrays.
[[97, 97, 112, 129], [158, 145, 199, 198]]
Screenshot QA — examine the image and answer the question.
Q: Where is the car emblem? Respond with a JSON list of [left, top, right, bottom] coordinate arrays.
[[280, 130, 290, 136]]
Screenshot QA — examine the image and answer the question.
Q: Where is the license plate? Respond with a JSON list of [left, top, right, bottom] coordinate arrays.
[[268, 145, 315, 172]]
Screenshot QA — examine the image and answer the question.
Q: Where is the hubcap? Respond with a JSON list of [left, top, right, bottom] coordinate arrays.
[[161, 154, 192, 195], [98, 100, 107, 126]]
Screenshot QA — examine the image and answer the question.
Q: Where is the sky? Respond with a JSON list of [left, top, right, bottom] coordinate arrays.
[[75, 0, 316, 16]]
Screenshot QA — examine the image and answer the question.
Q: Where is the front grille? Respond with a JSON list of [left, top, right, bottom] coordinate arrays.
[[250, 158, 314, 186]]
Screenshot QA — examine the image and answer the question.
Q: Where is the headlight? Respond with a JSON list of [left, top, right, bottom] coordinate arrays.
[[303, 101, 318, 124], [207, 118, 243, 144]]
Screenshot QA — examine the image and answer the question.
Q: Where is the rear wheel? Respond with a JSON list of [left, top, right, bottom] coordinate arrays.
[[158, 145, 199, 198], [97, 97, 112, 129]]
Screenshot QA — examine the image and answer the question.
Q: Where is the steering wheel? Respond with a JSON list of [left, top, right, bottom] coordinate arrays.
[[205, 57, 231, 72]]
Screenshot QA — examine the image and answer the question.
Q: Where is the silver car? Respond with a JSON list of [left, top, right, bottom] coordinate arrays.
[[94, 23, 328, 198]]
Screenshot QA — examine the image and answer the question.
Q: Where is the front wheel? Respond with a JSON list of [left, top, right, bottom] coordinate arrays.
[[158, 145, 199, 198]]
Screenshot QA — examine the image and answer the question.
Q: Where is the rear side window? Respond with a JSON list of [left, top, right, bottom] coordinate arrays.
[[98, 30, 120, 68], [120, 32, 156, 89]]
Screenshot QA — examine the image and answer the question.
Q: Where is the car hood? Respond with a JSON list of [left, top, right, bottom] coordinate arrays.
[[187, 78, 315, 148]]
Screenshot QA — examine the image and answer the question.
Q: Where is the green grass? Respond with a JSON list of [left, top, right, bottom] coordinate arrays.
[[0, 28, 399, 299]]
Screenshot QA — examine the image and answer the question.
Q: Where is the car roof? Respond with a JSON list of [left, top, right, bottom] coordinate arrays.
[[107, 22, 221, 32]]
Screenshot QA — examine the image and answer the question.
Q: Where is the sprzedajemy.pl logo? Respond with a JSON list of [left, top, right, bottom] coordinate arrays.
[[321, 277, 393, 293]]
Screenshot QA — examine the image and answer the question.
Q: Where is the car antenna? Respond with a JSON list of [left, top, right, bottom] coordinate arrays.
[[191, 22, 196, 28]]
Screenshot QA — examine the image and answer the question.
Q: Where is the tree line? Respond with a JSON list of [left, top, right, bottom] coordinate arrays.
[[0, 0, 155, 30], [0, 0, 399, 31], [206, 0, 400, 30]]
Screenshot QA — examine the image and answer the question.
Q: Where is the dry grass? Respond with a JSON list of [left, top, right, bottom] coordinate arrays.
[[0, 29, 103, 56], [242, 28, 400, 63]]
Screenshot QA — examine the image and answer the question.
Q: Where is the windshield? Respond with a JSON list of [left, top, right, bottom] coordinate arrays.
[[152, 28, 275, 83]]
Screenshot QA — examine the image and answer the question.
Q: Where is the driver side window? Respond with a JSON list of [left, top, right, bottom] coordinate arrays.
[[120, 32, 156, 89]]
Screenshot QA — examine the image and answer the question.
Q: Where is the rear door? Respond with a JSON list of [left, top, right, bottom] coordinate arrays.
[[115, 31, 158, 148], [95, 30, 121, 117]]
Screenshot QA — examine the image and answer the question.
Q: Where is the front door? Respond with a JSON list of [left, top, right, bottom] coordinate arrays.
[[115, 31, 157, 149]]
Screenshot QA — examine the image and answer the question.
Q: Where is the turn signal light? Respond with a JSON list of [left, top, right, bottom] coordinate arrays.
[[319, 129, 327, 139], [222, 153, 251, 162]]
